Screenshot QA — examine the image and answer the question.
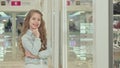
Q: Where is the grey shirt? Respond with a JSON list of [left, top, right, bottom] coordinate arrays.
[[21, 29, 51, 64]]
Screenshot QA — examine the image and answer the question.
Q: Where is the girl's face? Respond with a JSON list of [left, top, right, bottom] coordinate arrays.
[[29, 12, 41, 30]]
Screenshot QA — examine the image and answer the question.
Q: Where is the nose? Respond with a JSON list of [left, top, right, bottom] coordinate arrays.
[[36, 23, 38, 26], [35, 19, 39, 23]]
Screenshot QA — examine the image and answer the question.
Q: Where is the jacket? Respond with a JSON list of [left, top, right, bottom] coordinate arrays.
[[21, 29, 51, 64]]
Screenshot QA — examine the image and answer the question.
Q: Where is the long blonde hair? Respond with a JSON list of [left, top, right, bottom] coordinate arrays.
[[19, 9, 47, 56]]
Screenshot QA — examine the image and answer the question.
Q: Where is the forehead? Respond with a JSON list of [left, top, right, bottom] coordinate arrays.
[[31, 12, 41, 18]]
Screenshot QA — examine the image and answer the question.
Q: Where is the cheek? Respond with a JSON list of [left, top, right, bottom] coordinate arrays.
[[38, 22, 41, 27], [29, 20, 33, 26], [29, 23, 34, 27]]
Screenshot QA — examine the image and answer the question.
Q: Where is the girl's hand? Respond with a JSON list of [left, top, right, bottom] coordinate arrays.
[[32, 29, 40, 38], [25, 50, 39, 59]]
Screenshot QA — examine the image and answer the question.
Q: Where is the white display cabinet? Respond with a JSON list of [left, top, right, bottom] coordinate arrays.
[[66, 2, 93, 68], [61, 0, 110, 68]]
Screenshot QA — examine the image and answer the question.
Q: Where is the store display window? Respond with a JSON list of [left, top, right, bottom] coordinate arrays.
[[66, 0, 93, 67]]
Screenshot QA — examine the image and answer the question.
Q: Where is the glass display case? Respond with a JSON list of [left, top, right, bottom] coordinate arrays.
[[0, 12, 26, 62], [66, 0, 93, 68], [113, 0, 120, 68]]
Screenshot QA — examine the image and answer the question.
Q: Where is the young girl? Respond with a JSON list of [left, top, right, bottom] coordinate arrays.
[[19, 9, 51, 68]]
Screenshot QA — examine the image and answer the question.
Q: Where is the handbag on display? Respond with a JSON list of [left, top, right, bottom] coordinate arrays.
[[114, 2, 120, 14]]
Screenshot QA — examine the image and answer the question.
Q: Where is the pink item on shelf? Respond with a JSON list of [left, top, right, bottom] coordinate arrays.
[[11, 1, 21, 6]]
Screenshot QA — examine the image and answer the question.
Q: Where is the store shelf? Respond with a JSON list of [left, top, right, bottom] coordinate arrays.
[[67, 5, 92, 11], [113, 15, 120, 16]]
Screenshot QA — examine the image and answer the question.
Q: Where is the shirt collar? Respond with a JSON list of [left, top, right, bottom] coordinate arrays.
[[26, 29, 33, 36]]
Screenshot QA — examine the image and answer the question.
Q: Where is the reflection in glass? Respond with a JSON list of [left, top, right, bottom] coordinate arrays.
[[0, 12, 26, 62], [67, 11, 93, 68], [113, 0, 120, 68], [66, 0, 93, 68]]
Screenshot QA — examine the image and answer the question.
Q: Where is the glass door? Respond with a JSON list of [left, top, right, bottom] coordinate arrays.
[[67, 2, 93, 68], [62, 0, 110, 68], [67, 11, 93, 68], [0, 12, 26, 66]]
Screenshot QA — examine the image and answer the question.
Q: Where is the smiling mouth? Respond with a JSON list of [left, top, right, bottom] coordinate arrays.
[[33, 23, 38, 27]]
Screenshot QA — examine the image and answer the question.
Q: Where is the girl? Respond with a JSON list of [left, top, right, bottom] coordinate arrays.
[[19, 9, 51, 68]]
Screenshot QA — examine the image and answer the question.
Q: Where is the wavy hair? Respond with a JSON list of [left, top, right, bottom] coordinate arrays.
[[19, 9, 47, 56]]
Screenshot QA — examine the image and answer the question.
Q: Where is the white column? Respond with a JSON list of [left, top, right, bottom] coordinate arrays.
[[94, 0, 109, 68], [42, 0, 60, 68], [11, 13, 17, 60], [42, 0, 53, 67], [61, 0, 67, 68], [51, 0, 60, 68]]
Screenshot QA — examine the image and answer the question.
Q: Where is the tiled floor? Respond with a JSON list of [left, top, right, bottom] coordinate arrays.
[[0, 34, 93, 68], [0, 61, 54, 68], [0, 61, 24, 68]]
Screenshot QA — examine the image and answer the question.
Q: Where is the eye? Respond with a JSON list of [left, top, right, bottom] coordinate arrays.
[[38, 19, 41, 21], [32, 17, 36, 20]]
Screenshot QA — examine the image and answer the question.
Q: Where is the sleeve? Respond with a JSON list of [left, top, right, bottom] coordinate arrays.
[[22, 36, 41, 56], [38, 43, 52, 59]]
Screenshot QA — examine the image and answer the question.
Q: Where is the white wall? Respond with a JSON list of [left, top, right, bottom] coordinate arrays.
[[94, 0, 109, 68]]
